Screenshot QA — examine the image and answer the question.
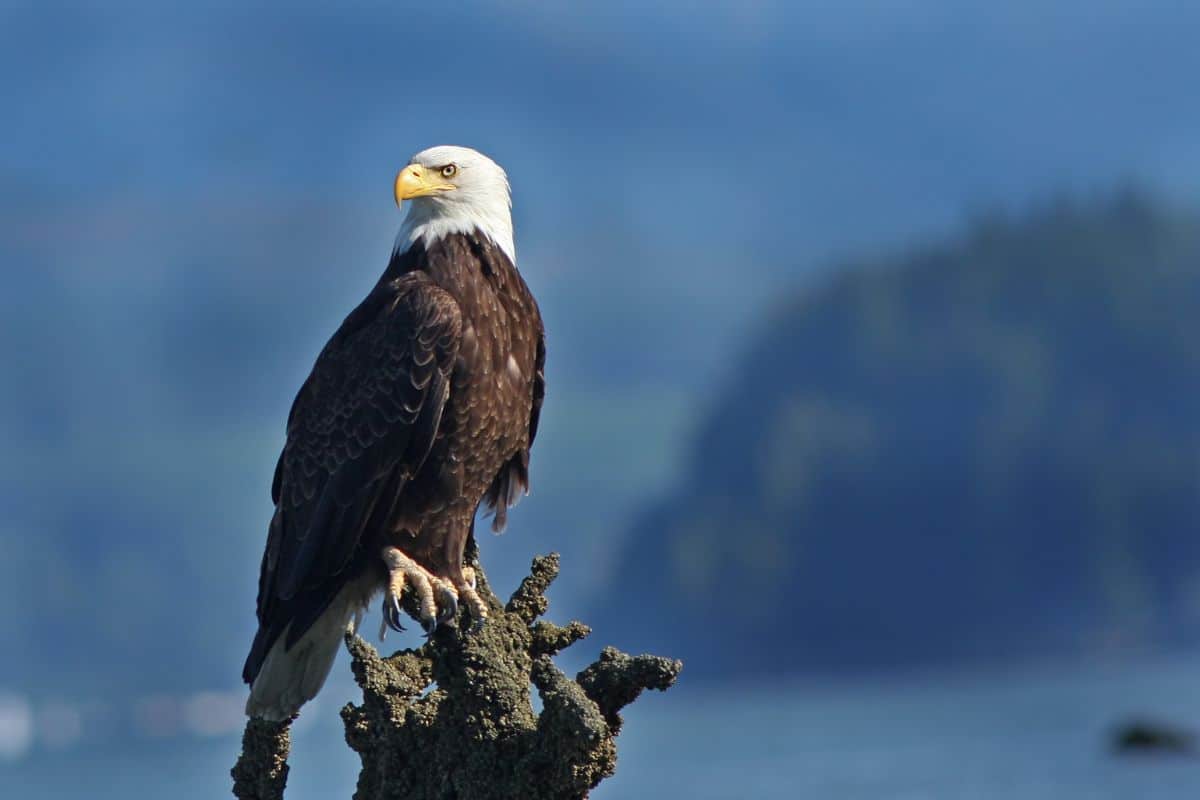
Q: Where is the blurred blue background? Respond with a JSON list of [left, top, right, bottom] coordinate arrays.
[[3, 1, 1200, 797]]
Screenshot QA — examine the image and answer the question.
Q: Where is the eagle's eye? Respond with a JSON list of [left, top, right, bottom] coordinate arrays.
[[440, 164, 458, 178]]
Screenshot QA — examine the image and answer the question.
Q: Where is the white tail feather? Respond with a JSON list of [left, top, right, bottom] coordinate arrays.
[[245, 591, 358, 721]]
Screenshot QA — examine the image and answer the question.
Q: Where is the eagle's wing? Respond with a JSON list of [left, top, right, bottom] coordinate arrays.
[[245, 272, 461, 682], [528, 334, 546, 445], [483, 330, 545, 532]]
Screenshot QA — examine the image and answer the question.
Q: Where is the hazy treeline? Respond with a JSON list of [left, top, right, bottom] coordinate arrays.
[[601, 196, 1200, 677]]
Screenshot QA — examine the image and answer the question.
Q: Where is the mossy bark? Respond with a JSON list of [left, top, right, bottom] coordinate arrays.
[[231, 717, 293, 800], [232, 552, 681, 799]]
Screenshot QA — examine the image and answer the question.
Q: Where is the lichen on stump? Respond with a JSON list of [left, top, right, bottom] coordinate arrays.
[[232, 717, 294, 800], [341, 552, 682, 800]]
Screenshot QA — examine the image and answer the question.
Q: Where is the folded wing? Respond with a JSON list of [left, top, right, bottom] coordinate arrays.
[[244, 272, 461, 683]]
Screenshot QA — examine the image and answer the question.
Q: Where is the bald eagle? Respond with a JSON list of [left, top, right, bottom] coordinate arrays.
[[243, 146, 545, 720]]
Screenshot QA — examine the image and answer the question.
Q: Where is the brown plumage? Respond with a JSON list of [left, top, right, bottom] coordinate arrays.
[[243, 147, 544, 719]]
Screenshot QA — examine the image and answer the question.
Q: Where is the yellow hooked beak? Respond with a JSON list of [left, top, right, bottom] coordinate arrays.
[[394, 165, 455, 205]]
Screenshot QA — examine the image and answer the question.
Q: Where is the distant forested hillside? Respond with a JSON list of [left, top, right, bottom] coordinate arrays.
[[598, 195, 1200, 677]]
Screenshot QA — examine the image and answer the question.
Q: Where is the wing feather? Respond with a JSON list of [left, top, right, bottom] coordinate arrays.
[[483, 331, 545, 532], [244, 273, 461, 682]]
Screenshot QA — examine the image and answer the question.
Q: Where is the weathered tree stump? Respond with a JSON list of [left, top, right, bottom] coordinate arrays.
[[232, 552, 682, 799], [232, 717, 294, 800]]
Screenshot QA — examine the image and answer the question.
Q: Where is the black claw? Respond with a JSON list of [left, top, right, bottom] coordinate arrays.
[[468, 617, 486, 635], [384, 596, 405, 632], [438, 592, 459, 624], [421, 616, 438, 638]]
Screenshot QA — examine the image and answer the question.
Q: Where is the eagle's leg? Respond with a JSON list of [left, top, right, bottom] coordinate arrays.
[[455, 566, 488, 631], [379, 546, 459, 638]]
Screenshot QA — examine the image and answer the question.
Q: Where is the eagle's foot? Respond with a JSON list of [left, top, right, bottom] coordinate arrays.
[[379, 546, 459, 639], [456, 566, 488, 633]]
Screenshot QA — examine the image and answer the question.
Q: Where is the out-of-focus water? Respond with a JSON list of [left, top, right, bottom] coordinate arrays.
[[5, 654, 1199, 799]]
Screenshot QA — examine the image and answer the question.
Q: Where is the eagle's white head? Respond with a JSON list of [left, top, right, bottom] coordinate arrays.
[[392, 145, 515, 263]]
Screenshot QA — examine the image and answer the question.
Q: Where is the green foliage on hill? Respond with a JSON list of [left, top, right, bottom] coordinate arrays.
[[601, 194, 1200, 676]]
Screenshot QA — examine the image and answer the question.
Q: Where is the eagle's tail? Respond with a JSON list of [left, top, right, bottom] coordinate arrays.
[[244, 589, 359, 721]]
